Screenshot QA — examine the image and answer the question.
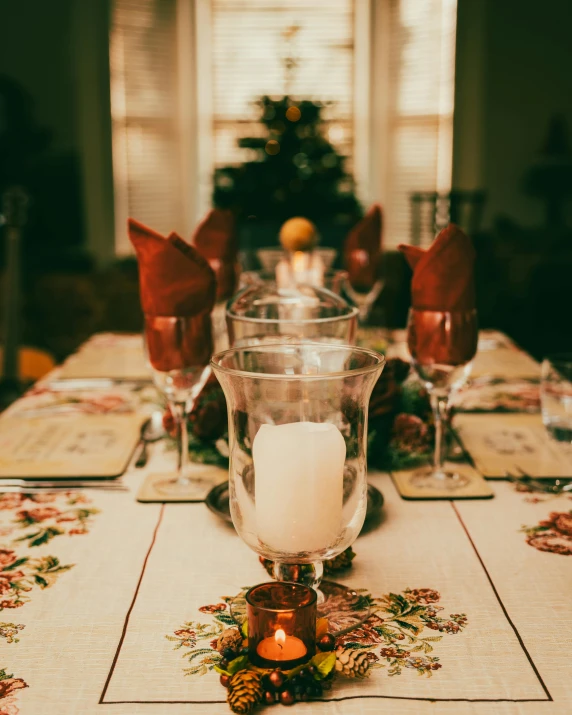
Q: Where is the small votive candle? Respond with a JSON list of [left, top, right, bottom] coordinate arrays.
[[246, 582, 317, 669]]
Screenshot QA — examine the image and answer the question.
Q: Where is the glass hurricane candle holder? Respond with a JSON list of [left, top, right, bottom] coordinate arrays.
[[226, 283, 358, 347], [211, 342, 384, 628], [246, 582, 316, 669]]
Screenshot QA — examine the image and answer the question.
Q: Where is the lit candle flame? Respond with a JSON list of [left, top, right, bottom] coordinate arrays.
[[292, 251, 310, 274], [274, 628, 286, 650]]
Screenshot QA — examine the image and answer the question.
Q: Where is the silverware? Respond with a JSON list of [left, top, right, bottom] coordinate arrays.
[[0, 486, 128, 494], [135, 411, 166, 468], [0, 479, 128, 491], [506, 467, 572, 494], [45, 378, 151, 391]]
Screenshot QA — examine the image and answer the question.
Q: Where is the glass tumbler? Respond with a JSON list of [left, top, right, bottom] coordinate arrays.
[[541, 355, 572, 445], [211, 342, 384, 630]]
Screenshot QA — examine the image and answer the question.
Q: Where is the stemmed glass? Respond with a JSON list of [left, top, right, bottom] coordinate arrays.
[[343, 250, 384, 324], [144, 314, 213, 498], [407, 309, 478, 489], [211, 342, 384, 631]]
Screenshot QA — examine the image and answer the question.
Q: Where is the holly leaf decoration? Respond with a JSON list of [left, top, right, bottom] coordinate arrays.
[[227, 655, 249, 676], [312, 652, 336, 679]]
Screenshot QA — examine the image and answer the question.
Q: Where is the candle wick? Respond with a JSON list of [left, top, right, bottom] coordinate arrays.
[[277, 642, 283, 651]]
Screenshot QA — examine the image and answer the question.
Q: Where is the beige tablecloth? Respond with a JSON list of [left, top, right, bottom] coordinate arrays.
[[0, 332, 570, 715]]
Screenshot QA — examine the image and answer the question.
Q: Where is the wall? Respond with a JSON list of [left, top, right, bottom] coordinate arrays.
[[453, 0, 572, 229], [0, 0, 115, 263], [0, 0, 77, 154]]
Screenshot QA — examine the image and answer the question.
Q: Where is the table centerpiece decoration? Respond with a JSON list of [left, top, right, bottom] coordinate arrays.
[[211, 342, 384, 631]]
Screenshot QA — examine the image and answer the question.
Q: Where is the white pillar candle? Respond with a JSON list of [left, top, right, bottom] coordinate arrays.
[[276, 252, 325, 288], [253, 422, 346, 553]]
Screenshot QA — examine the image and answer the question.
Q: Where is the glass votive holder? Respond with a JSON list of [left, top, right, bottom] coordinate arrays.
[[246, 582, 317, 669], [226, 282, 358, 347]]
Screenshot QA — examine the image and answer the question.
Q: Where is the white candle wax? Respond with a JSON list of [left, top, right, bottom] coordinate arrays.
[[253, 422, 346, 553], [276, 252, 325, 288]]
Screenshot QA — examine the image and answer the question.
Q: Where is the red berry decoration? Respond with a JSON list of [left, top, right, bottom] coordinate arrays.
[[280, 689, 295, 706], [264, 691, 276, 705], [317, 633, 336, 651], [220, 674, 230, 688], [268, 669, 284, 689]]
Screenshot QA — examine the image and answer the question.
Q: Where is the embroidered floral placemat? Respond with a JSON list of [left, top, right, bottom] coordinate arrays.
[[102, 474, 546, 705]]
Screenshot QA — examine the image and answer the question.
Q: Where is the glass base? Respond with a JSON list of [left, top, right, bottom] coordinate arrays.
[[410, 466, 470, 491], [229, 580, 371, 636], [153, 476, 210, 499], [316, 581, 372, 635]]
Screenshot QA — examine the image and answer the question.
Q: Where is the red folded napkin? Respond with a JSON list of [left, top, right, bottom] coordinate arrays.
[[344, 204, 382, 289], [398, 223, 475, 311], [128, 218, 216, 371], [193, 209, 239, 300], [399, 224, 477, 365]]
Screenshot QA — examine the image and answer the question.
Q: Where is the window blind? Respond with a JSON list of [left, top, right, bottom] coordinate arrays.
[[385, 0, 457, 247], [210, 0, 355, 169], [109, 0, 457, 253], [110, 0, 181, 254]]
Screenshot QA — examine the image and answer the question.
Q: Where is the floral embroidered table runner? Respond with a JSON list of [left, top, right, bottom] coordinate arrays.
[[0, 332, 569, 715]]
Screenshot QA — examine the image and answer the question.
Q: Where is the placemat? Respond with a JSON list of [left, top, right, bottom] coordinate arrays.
[[0, 413, 145, 478], [470, 348, 539, 380], [58, 333, 150, 380], [454, 413, 572, 478], [102, 475, 547, 705]]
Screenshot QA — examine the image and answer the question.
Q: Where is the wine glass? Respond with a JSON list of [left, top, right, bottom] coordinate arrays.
[[211, 342, 384, 632], [407, 309, 478, 489], [343, 250, 384, 324], [226, 282, 358, 348], [144, 314, 213, 498]]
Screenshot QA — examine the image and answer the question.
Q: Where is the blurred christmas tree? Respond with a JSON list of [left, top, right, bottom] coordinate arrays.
[[212, 25, 362, 229]]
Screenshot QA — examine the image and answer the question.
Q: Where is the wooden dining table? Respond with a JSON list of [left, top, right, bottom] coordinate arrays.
[[0, 331, 570, 715]]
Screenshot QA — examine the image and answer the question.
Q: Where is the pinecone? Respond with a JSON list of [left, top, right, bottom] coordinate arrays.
[[216, 627, 243, 654], [227, 670, 263, 714], [335, 647, 370, 679], [324, 547, 355, 574]]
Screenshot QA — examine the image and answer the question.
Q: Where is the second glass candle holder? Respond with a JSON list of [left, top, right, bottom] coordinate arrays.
[[246, 582, 316, 669]]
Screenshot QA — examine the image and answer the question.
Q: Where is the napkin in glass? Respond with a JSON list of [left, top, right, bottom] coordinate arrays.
[[128, 218, 216, 371], [399, 224, 477, 365], [343, 204, 383, 290], [193, 209, 239, 301]]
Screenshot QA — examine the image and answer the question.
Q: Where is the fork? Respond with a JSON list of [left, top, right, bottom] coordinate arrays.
[[507, 468, 572, 494], [0, 480, 128, 492]]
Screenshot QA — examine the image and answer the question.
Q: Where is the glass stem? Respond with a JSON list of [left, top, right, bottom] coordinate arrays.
[[272, 561, 324, 603], [171, 402, 189, 486], [431, 392, 449, 475]]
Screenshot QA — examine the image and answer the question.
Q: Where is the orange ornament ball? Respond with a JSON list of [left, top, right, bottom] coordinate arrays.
[[279, 217, 318, 252]]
